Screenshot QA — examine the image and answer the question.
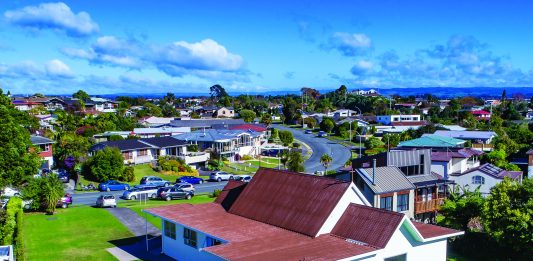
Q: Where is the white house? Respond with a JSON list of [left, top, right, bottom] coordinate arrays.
[[145, 168, 463, 261], [138, 116, 175, 127], [215, 107, 235, 118], [329, 109, 359, 119], [133, 127, 190, 138], [431, 148, 483, 180], [449, 163, 522, 196], [377, 114, 421, 125]]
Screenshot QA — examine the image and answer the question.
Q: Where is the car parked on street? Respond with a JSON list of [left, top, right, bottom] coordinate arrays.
[[140, 176, 171, 187], [318, 131, 328, 137], [157, 187, 193, 201], [234, 175, 252, 183], [176, 176, 204, 184], [209, 171, 234, 182], [122, 185, 159, 200], [174, 183, 195, 193], [98, 180, 130, 191], [96, 194, 117, 208], [304, 129, 313, 134]]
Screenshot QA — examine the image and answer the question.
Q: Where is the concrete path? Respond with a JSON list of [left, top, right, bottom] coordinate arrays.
[[106, 247, 138, 261], [107, 207, 161, 237]]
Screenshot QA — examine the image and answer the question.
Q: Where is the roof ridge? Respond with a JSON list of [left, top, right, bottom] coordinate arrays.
[[347, 202, 405, 217], [256, 167, 351, 183], [327, 234, 382, 250]]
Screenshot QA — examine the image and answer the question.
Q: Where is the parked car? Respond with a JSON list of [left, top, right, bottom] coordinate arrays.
[[140, 176, 171, 187], [57, 194, 73, 208], [1, 187, 20, 197], [98, 180, 130, 191], [157, 187, 194, 201], [174, 183, 195, 193], [96, 194, 117, 208], [209, 171, 234, 182], [234, 175, 252, 183], [176, 176, 204, 184], [318, 131, 328, 137], [122, 185, 159, 200], [304, 129, 313, 134], [57, 170, 70, 183]]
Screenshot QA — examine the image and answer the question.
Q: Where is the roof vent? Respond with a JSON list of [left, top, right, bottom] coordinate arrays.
[[345, 238, 369, 246]]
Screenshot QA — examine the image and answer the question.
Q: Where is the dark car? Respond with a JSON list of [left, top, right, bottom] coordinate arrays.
[[304, 129, 313, 134], [157, 187, 193, 201], [57, 171, 69, 183], [140, 176, 171, 187], [176, 176, 204, 184], [98, 180, 130, 191]]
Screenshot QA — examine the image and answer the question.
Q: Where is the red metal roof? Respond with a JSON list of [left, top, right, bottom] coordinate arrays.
[[228, 168, 351, 237], [471, 110, 490, 115], [412, 221, 462, 239], [391, 121, 427, 126], [146, 203, 377, 260], [331, 203, 404, 248], [214, 180, 247, 211], [228, 124, 267, 132]]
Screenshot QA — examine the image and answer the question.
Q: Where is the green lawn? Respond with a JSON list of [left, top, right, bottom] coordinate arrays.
[[24, 206, 134, 260], [120, 195, 215, 230]]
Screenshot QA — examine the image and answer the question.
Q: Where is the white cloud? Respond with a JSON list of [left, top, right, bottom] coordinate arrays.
[[4, 2, 99, 37], [45, 59, 74, 78], [351, 60, 373, 75], [326, 32, 373, 56], [0, 59, 74, 80]]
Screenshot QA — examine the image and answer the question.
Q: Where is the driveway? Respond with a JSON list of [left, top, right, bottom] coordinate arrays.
[[274, 125, 351, 173]]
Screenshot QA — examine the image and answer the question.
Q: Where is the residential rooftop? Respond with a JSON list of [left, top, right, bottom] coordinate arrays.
[[399, 134, 466, 148]]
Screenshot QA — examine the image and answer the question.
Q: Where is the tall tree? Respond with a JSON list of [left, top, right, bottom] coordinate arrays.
[[0, 89, 41, 188], [239, 109, 256, 123], [73, 90, 90, 101], [278, 130, 294, 146], [438, 186, 485, 230], [320, 153, 332, 174], [210, 84, 229, 99], [83, 147, 124, 182], [286, 149, 305, 172]]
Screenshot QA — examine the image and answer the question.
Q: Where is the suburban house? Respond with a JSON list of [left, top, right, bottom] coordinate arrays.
[[89, 137, 211, 167], [432, 130, 496, 151], [133, 127, 191, 138], [376, 114, 421, 125], [471, 110, 491, 120], [431, 148, 484, 179], [215, 107, 235, 118], [398, 135, 466, 150], [35, 114, 56, 131], [30, 135, 54, 170], [353, 164, 416, 219], [168, 118, 246, 130], [330, 109, 359, 119], [352, 149, 452, 223], [89, 97, 117, 112], [138, 116, 176, 127], [449, 163, 522, 196], [352, 88, 379, 96], [173, 129, 265, 160], [144, 168, 462, 261]]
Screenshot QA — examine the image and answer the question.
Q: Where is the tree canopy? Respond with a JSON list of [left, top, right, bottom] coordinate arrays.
[[239, 109, 256, 123], [73, 90, 90, 101]]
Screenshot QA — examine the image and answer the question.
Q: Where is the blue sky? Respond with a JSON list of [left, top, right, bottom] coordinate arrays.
[[1, 0, 533, 95]]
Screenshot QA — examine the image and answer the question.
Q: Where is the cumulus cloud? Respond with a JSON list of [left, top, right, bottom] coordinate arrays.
[[350, 60, 373, 75], [325, 32, 372, 56], [0, 59, 74, 80], [63, 36, 246, 79], [4, 2, 99, 37]]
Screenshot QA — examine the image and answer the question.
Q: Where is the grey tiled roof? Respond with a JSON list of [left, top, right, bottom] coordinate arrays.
[[358, 166, 415, 194], [30, 135, 54, 145], [168, 119, 245, 128]]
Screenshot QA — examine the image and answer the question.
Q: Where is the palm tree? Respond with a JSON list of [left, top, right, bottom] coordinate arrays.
[[320, 153, 333, 175]]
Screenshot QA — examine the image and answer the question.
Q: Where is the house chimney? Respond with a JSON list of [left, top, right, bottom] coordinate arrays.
[[372, 159, 376, 185]]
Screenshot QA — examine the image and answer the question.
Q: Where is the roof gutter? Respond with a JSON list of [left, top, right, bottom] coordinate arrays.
[[372, 159, 376, 185]]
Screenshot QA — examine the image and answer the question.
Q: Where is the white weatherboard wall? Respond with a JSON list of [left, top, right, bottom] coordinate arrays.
[[372, 221, 447, 261], [449, 171, 502, 195], [316, 184, 370, 236], [161, 220, 222, 261]]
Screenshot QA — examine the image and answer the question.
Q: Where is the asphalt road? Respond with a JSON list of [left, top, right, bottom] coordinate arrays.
[[274, 125, 351, 173], [71, 181, 228, 206]]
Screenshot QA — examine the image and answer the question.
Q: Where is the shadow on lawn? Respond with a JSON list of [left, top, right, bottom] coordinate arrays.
[[108, 235, 174, 261]]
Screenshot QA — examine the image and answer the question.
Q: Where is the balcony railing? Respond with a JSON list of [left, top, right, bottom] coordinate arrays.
[[415, 198, 444, 214]]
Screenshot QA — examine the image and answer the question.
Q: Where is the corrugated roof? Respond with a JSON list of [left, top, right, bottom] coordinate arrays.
[[145, 203, 377, 261], [30, 135, 54, 145], [228, 168, 350, 237], [215, 180, 248, 211], [140, 137, 187, 148], [399, 135, 466, 148], [358, 166, 416, 194], [331, 203, 404, 248], [433, 130, 496, 140], [173, 129, 261, 142], [412, 221, 462, 239], [406, 172, 444, 185], [89, 139, 155, 152], [169, 118, 245, 128], [451, 163, 522, 180], [431, 148, 484, 162]]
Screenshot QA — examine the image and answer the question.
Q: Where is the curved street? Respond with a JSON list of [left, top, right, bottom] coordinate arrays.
[[274, 125, 352, 173]]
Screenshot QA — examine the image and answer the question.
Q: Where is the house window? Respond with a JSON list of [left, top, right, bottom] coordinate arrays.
[[122, 151, 133, 160], [41, 144, 50, 152], [472, 175, 485, 185], [184, 227, 197, 248], [380, 196, 393, 211], [163, 220, 176, 240], [205, 236, 222, 247], [385, 254, 407, 261], [397, 194, 409, 212], [138, 149, 148, 156]]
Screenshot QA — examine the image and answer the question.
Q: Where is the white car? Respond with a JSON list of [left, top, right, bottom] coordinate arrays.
[[1, 187, 20, 197], [96, 195, 117, 208], [234, 175, 252, 183], [210, 171, 234, 182], [122, 185, 159, 200], [174, 183, 195, 193]]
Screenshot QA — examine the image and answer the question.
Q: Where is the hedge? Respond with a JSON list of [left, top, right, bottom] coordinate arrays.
[[0, 197, 24, 260]]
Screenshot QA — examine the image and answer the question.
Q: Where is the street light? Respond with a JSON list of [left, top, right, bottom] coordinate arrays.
[[349, 106, 363, 158]]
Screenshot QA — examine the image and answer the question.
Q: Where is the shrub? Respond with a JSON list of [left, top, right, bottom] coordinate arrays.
[[121, 166, 135, 182], [84, 147, 124, 182], [210, 189, 222, 198], [1, 197, 21, 245], [241, 155, 253, 161], [187, 144, 198, 152], [292, 142, 301, 148]]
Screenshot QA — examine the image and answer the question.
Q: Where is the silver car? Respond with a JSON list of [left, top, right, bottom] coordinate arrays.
[[122, 185, 159, 200], [174, 183, 195, 193], [234, 175, 252, 183], [96, 194, 117, 208], [209, 171, 234, 182]]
